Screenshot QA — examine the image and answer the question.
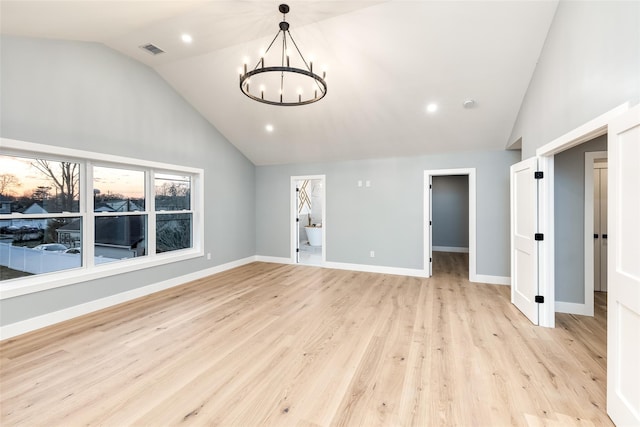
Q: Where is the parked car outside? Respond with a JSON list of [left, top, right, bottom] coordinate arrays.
[[64, 247, 81, 254], [33, 243, 68, 252]]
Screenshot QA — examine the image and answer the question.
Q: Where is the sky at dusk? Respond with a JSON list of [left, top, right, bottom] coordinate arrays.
[[1, 155, 144, 199]]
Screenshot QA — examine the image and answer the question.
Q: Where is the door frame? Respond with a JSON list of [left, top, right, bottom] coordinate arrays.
[[423, 168, 476, 281], [290, 175, 326, 265], [534, 102, 630, 328]]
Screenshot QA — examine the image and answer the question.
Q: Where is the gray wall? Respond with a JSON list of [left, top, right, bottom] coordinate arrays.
[[0, 36, 256, 325], [509, 0, 640, 158], [256, 150, 520, 277], [554, 135, 607, 303], [432, 175, 469, 249]]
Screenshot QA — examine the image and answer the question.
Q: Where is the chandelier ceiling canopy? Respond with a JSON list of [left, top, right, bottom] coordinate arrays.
[[239, 4, 327, 106]]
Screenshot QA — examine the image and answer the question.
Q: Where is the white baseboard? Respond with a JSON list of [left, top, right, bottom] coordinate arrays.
[[433, 246, 469, 253], [324, 261, 429, 278], [255, 255, 294, 264], [555, 301, 594, 316], [471, 274, 511, 286], [0, 256, 257, 341]]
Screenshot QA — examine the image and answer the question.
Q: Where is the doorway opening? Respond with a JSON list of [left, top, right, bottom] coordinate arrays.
[[431, 175, 469, 276], [423, 168, 476, 281], [552, 138, 608, 317], [526, 103, 628, 328], [291, 175, 325, 266]]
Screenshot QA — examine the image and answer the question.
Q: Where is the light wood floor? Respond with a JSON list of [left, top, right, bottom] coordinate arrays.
[[0, 253, 611, 426]]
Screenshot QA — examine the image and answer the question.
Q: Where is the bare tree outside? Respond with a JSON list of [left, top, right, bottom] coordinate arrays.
[[31, 160, 79, 211], [0, 173, 21, 196]]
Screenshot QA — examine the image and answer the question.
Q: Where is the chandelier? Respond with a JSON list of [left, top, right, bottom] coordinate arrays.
[[239, 4, 327, 106]]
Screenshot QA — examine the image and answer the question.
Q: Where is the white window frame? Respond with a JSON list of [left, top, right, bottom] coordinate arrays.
[[0, 138, 204, 299]]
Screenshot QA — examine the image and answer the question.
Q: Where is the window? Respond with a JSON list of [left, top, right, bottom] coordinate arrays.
[[0, 155, 82, 279], [0, 138, 203, 297], [155, 173, 192, 254], [93, 166, 147, 264]]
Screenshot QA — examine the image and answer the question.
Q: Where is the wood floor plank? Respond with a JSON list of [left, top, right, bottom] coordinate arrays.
[[0, 253, 613, 426]]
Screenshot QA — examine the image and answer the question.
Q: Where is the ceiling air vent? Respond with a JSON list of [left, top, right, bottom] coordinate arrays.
[[139, 43, 165, 56]]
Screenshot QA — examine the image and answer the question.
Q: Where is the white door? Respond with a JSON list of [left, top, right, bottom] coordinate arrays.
[[295, 183, 301, 263], [594, 164, 609, 292], [510, 157, 540, 325], [428, 175, 433, 276], [607, 105, 640, 426]]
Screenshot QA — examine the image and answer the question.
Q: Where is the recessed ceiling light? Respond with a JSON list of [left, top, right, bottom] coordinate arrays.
[[181, 34, 193, 44], [265, 124, 274, 132], [426, 103, 438, 113]]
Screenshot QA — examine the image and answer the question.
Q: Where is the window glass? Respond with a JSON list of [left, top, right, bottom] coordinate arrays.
[[156, 213, 192, 253], [0, 217, 82, 280], [155, 173, 191, 211], [94, 215, 147, 263], [93, 166, 145, 212], [1, 140, 201, 291], [0, 155, 80, 214]]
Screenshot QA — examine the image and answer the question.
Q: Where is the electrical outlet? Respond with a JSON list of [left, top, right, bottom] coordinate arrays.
[[370, 250, 375, 258], [207, 253, 211, 260]]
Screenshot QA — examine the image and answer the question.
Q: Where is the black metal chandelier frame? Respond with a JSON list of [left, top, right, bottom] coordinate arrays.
[[239, 4, 327, 106]]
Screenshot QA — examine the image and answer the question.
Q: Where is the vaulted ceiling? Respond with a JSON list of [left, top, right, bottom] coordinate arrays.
[[1, 1, 558, 165]]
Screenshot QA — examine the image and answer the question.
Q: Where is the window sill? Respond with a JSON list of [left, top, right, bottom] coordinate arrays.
[[0, 249, 203, 300]]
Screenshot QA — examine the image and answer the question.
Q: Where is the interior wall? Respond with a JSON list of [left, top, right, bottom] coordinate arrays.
[[432, 175, 469, 250], [256, 149, 520, 277], [554, 135, 607, 303], [509, 0, 640, 158], [0, 36, 256, 326]]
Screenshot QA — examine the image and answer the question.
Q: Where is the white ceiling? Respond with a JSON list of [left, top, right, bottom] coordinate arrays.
[[1, 1, 558, 165]]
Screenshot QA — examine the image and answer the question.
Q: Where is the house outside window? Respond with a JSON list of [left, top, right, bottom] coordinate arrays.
[[0, 139, 204, 296]]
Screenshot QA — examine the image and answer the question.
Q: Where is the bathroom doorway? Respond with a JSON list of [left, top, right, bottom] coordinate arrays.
[[291, 175, 326, 266]]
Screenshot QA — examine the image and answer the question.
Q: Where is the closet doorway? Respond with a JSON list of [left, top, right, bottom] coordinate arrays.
[[423, 168, 476, 280], [290, 175, 326, 266]]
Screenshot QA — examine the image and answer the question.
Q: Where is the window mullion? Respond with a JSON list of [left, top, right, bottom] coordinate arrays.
[[85, 162, 95, 267], [147, 169, 156, 256]]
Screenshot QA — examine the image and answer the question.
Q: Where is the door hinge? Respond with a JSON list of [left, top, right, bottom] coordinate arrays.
[[296, 248, 300, 253], [429, 221, 432, 226], [534, 233, 544, 241], [429, 184, 432, 189], [430, 257, 432, 263], [296, 188, 299, 192], [296, 218, 299, 222], [534, 171, 543, 179], [535, 295, 544, 303]]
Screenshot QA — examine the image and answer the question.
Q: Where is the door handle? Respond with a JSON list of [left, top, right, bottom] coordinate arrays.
[[594, 234, 599, 238], [603, 234, 608, 239]]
